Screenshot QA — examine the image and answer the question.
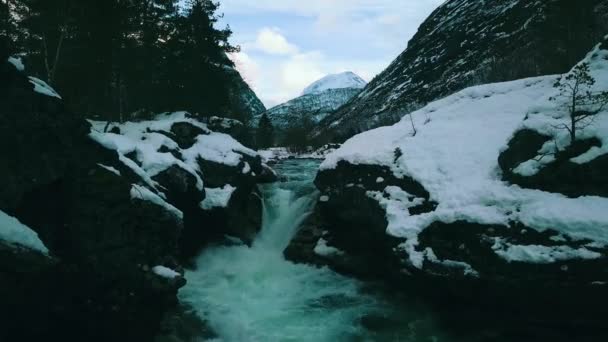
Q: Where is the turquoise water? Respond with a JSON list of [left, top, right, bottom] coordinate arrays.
[[180, 160, 446, 341]]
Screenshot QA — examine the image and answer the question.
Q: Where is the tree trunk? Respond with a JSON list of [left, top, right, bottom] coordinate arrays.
[[570, 112, 576, 143]]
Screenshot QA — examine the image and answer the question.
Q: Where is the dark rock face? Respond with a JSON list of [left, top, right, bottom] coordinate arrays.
[[153, 165, 205, 210], [314, 0, 608, 143], [288, 162, 436, 279], [0, 60, 90, 211], [499, 129, 608, 197], [170, 121, 208, 149], [0, 60, 186, 341], [208, 116, 245, 137]]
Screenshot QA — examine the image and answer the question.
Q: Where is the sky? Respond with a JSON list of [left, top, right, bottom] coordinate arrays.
[[217, 0, 444, 108]]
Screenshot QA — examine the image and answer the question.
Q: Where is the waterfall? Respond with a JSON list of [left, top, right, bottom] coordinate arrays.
[[179, 160, 443, 342]]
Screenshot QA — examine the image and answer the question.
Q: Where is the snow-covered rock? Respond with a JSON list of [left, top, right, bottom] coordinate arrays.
[[499, 38, 608, 197], [313, 0, 608, 143], [293, 40, 608, 327], [89, 111, 275, 253]]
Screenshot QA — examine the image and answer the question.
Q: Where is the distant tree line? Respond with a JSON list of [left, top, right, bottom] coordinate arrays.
[[1, 0, 245, 124]]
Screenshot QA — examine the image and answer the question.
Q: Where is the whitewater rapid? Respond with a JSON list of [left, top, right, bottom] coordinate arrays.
[[179, 160, 444, 341]]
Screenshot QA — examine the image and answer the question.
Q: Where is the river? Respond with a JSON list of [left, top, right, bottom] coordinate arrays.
[[179, 159, 447, 341]]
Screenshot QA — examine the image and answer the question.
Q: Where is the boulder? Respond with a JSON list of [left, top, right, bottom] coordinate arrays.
[[170, 121, 208, 149], [208, 116, 245, 137]]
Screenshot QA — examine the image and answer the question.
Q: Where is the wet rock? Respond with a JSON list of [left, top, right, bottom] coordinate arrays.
[[170, 121, 208, 149], [153, 165, 204, 210], [155, 304, 218, 342], [208, 116, 245, 137]]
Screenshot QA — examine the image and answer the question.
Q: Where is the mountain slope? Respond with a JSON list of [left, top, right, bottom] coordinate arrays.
[[313, 0, 608, 143], [226, 68, 266, 123], [257, 72, 367, 130], [263, 88, 362, 129]]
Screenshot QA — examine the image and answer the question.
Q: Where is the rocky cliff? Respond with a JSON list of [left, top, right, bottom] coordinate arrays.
[[313, 0, 608, 143]]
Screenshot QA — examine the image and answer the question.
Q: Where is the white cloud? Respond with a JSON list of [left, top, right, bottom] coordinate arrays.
[[220, 0, 444, 107], [248, 27, 299, 55], [228, 52, 261, 90], [280, 51, 325, 95]]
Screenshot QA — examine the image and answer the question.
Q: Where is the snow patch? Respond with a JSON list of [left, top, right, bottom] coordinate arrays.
[[492, 238, 602, 264], [130, 184, 183, 220], [0, 210, 49, 254], [8, 57, 24, 71], [97, 163, 121, 176], [302, 71, 367, 95], [29, 77, 62, 99], [314, 238, 345, 257], [200, 185, 236, 210], [152, 265, 181, 279]]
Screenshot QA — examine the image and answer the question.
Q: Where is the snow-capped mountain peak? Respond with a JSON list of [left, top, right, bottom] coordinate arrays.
[[302, 72, 367, 96]]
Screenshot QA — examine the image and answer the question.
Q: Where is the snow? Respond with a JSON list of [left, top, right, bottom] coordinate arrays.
[[319, 195, 330, 203], [182, 133, 256, 168], [97, 163, 121, 176], [314, 238, 345, 257], [152, 265, 181, 279], [130, 184, 184, 220], [200, 185, 237, 210], [424, 248, 479, 277], [8, 57, 24, 71], [0, 210, 49, 254], [302, 71, 367, 95], [242, 162, 251, 174], [492, 238, 602, 264], [319, 42, 608, 267], [90, 112, 260, 196], [28, 77, 62, 99], [258, 146, 338, 162]]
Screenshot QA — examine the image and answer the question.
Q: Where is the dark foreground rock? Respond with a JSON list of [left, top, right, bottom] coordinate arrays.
[[0, 59, 187, 341], [0, 59, 273, 340]]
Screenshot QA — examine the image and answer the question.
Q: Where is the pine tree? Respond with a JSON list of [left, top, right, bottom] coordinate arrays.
[[257, 114, 275, 149], [551, 63, 608, 143], [11, 0, 240, 122]]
